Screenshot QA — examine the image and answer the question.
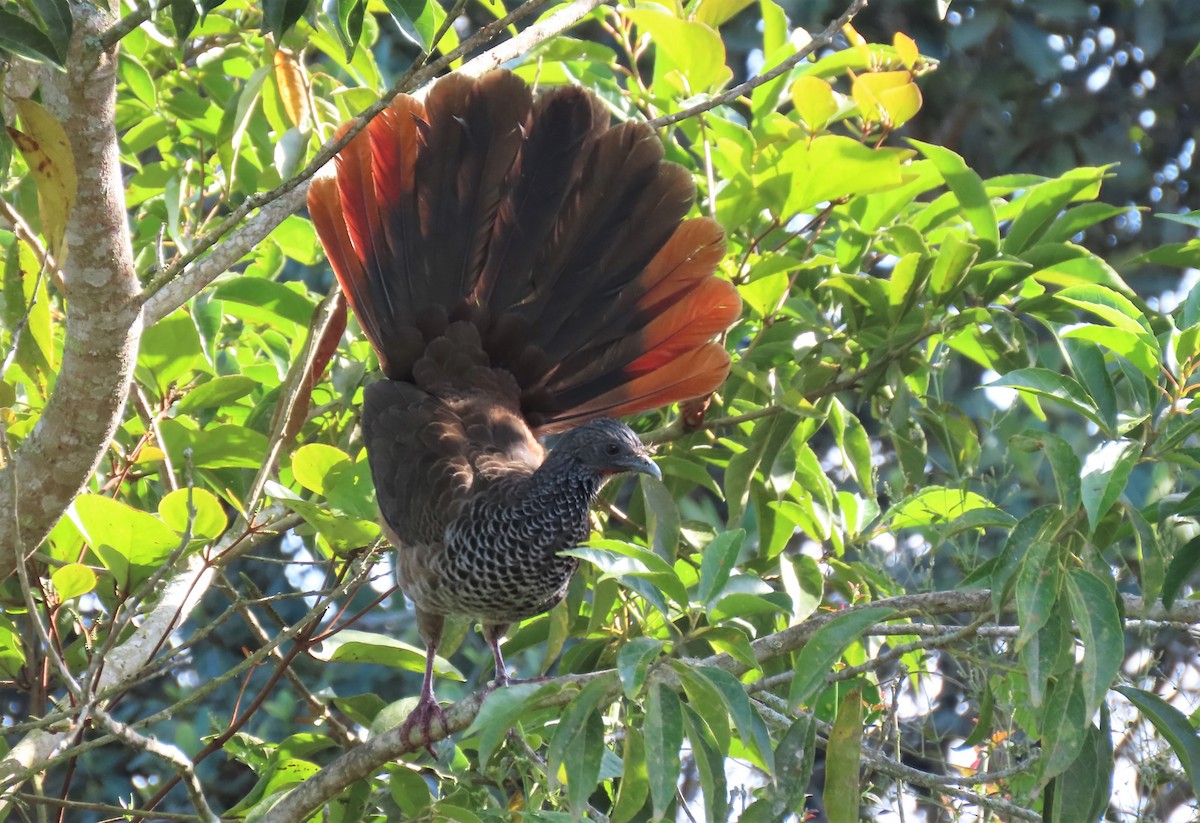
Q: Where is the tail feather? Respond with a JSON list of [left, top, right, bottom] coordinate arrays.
[[537, 276, 740, 405], [370, 95, 425, 328], [309, 70, 739, 430], [480, 87, 607, 311], [535, 344, 733, 434]]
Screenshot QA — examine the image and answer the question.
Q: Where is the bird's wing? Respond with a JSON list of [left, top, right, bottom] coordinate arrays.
[[362, 376, 542, 547]]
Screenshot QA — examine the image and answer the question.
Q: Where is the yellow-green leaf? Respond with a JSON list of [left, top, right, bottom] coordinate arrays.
[[9, 98, 76, 262]]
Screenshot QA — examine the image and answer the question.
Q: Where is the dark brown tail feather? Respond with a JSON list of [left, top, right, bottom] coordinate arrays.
[[307, 70, 740, 429]]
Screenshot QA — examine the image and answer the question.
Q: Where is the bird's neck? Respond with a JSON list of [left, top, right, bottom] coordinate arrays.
[[527, 453, 606, 508]]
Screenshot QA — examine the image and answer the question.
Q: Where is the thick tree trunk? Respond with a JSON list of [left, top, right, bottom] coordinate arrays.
[[0, 2, 142, 578]]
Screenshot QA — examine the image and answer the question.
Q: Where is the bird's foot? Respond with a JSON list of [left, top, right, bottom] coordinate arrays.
[[398, 696, 447, 758]]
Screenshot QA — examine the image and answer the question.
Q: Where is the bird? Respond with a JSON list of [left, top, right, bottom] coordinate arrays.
[[307, 69, 741, 750]]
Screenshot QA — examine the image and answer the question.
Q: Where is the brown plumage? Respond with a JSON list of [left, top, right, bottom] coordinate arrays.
[[308, 70, 740, 749]]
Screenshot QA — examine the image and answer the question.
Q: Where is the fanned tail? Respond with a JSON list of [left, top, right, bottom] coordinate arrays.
[[308, 70, 741, 431]]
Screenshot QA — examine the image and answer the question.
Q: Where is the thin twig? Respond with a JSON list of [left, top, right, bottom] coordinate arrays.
[[12, 793, 203, 821], [89, 705, 219, 823], [141, 0, 563, 316], [99, 4, 154, 50], [645, 0, 870, 129], [752, 692, 1041, 821]]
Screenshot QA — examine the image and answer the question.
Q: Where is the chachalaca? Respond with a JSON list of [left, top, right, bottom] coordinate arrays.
[[307, 70, 741, 749]]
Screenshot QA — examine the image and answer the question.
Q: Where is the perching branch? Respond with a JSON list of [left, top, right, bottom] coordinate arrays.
[[266, 588, 1198, 819]]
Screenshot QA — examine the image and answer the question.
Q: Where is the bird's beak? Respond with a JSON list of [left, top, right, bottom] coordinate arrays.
[[629, 454, 662, 482]]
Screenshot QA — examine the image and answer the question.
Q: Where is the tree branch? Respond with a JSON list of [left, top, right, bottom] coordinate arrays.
[[267, 588, 1195, 819]]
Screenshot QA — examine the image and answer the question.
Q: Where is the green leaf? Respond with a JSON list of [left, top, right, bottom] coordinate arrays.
[[694, 0, 755, 27], [909, 140, 999, 249], [1044, 710, 1114, 823], [1045, 203, 1132, 244], [158, 487, 228, 540], [1020, 605, 1073, 708], [697, 529, 744, 604], [1064, 569, 1123, 717], [312, 629, 462, 678], [176, 375, 257, 413], [564, 541, 687, 612], [0, 615, 26, 679], [641, 475, 680, 560], [171, 0, 200, 42], [213, 276, 316, 328], [1014, 541, 1060, 651], [292, 443, 352, 496], [724, 412, 799, 526], [929, 231, 979, 299], [4, 237, 54, 390], [50, 563, 97, 601], [681, 706, 729, 823], [696, 666, 772, 769], [643, 682, 683, 820], [789, 607, 895, 710], [961, 680, 995, 748], [780, 554, 823, 624], [0, 11, 64, 65], [824, 687, 863, 823], [1003, 170, 1106, 254], [988, 368, 1107, 431], [623, 9, 728, 94], [828, 399, 874, 499], [617, 637, 663, 698], [137, 310, 204, 395], [1130, 507, 1165, 606], [71, 495, 182, 589], [1061, 338, 1118, 431], [334, 693, 386, 727], [1080, 440, 1139, 532], [775, 136, 914, 215], [770, 714, 817, 814], [467, 681, 555, 766], [1010, 431, 1082, 515], [263, 0, 311, 42], [612, 726, 649, 823], [31, 0, 72, 62], [160, 421, 269, 470], [1115, 685, 1200, 798], [386, 764, 431, 816], [547, 678, 612, 814], [119, 53, 157, 109], [1038, 672, 1089, 786], [1157, 209, 1200, 228], [1161, 533, 1200, 611], [886, 486, 998, 529], [674, 663, 732, 755], [381, 0, 443, 50], [226, 758, 320, 815], [333, 0, 365, 60]]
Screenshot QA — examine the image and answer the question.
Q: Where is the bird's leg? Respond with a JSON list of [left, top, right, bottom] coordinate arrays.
[[399, 617, 447, 758], [482, 622, 511, 688]]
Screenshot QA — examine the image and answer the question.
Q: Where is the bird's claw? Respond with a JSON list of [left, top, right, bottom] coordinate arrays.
[[399, 697, 447, 758]]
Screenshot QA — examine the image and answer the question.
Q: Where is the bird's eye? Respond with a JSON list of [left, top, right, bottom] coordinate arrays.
[[605, 443, 621, 456]]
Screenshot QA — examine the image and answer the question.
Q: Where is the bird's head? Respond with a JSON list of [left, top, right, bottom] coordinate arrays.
[[552, 418, 662, 482]]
